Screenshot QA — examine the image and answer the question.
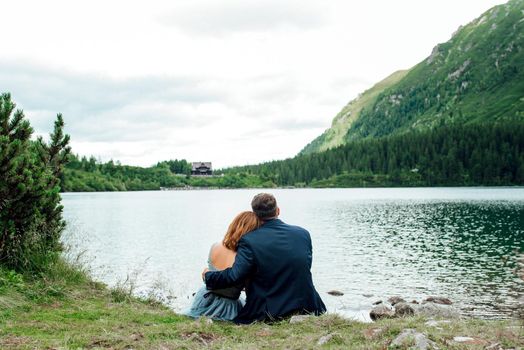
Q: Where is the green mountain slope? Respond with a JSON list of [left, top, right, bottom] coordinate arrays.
[[301, 70, 408, 154], [302, 0, 524, 154]]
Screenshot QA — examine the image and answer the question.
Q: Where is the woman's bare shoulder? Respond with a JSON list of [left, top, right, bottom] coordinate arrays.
[[210, 242, 232, 256], [209, 242, 221, 254], [210, 242, 235, 264]]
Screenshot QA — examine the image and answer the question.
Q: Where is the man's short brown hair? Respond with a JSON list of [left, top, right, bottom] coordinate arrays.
[[251, 193, 277, 220]]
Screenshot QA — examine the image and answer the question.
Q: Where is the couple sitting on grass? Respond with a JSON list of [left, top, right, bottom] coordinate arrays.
[[184, 193, 326, 324]]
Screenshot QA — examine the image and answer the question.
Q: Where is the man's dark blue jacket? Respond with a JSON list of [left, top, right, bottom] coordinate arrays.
[[204, 218, 326, 324]]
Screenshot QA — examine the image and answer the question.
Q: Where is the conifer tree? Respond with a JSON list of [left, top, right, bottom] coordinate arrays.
[[0, 93, 70, 271]]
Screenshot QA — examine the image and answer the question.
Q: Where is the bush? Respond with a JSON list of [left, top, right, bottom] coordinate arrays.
[[0, 93, 71, 272]]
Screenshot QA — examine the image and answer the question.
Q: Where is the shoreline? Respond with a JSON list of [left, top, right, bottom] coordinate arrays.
[[2, 267, 522, 349]]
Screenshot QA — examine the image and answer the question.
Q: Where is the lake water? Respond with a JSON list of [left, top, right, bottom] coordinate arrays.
[[61, 188, 524, 321]]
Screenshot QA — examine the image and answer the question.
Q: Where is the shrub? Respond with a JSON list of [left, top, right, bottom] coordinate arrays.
[[0, 93, 71, 272]]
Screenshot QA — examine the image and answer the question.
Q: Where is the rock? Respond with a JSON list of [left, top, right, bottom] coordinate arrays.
[[427, 44, 442, 64], [516, 295, 524, 318], [423, 296, 452, 305], [425, 319, 451, 327], [388, 296, 406, 305], [327, 290, 344, 296], [390, 329, 438, 349], [394, 302, 415, 317], [317, 334, 334, 346], [485, 342, 502, 350], [372, 300, 383, 305], [413, 302, 460, 319], [289, 315, 311, 324], [451, 336, 488, 345], [369, 304, 394, 321], [453, 337, 475, 343]]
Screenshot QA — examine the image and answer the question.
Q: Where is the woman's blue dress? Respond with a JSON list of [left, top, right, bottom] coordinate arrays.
[[183, 250, 244, 321]]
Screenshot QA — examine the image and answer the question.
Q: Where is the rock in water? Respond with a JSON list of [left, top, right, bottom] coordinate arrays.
[[327, 290, 344, 296], [388, 296, 406, 305], [369, 304, 394, 321], [394, 302, 415, 317], [423, 296, 452, 305]]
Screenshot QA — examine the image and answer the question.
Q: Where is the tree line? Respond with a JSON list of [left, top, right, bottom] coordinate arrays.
[[221, 122, 524, 187], [62, 156, 273, 191]]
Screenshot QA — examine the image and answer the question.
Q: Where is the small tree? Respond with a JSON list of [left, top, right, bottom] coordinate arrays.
[[0, 93, 71, 272]]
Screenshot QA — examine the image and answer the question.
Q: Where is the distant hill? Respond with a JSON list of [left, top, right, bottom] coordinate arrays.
[[301, 0, 524, 155], [301, 70, 408, 154]]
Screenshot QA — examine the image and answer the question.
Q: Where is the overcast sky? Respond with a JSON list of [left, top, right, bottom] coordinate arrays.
[[1, 0, 507, 168]]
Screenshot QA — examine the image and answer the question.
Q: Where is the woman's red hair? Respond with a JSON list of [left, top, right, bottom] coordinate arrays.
[[222, 211, 261, 251]]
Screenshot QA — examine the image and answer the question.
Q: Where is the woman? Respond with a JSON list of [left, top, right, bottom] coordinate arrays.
[[184, 211, 261, 321]]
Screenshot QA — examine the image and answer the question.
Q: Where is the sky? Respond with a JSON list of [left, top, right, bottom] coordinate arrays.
[[1, 0, 507, 168]]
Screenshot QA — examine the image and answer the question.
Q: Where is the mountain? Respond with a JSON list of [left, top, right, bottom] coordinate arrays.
[[301, 70, 408, 154], [301, 0, 524, 155]]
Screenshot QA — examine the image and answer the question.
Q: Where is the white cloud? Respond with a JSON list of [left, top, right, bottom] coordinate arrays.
[[0, 0, 508, 168], [159, 0, 327, 36]]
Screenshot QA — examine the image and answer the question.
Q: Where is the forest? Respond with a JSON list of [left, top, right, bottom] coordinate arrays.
[[222, 122, 524, 188], [61, 122, 524, 191]]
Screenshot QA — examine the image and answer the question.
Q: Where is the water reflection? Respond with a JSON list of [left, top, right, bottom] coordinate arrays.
[[311, 199, 523, 319]]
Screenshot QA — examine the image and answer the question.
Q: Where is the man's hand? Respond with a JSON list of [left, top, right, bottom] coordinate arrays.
[[202, 268, 210, 282]]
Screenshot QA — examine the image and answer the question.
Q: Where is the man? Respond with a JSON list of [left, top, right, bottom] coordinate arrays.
[[203, 193, 326, 324]]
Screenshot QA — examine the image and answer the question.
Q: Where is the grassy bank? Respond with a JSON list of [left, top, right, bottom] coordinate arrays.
[[1, 265, 522, 350]]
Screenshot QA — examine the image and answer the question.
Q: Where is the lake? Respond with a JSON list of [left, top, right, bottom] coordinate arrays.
[[61, 187, 524, 321]]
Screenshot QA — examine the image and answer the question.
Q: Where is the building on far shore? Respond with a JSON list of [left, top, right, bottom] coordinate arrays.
[[191, 162, 212, 176]]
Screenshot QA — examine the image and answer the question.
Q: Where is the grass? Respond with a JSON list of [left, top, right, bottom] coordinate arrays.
[[1, 264, 523, 349]]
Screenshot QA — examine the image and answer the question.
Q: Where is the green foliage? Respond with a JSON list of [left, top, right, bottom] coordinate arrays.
[[0, 93, 71, 272], [110, 282, 135, 303], [302, 0, 524, 153], [224, 122, 524, 187], [0, 268, 25, 291], [156, 159, 192, 175], [62, 157, 187, 192], [62, 157, 276, 191]]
